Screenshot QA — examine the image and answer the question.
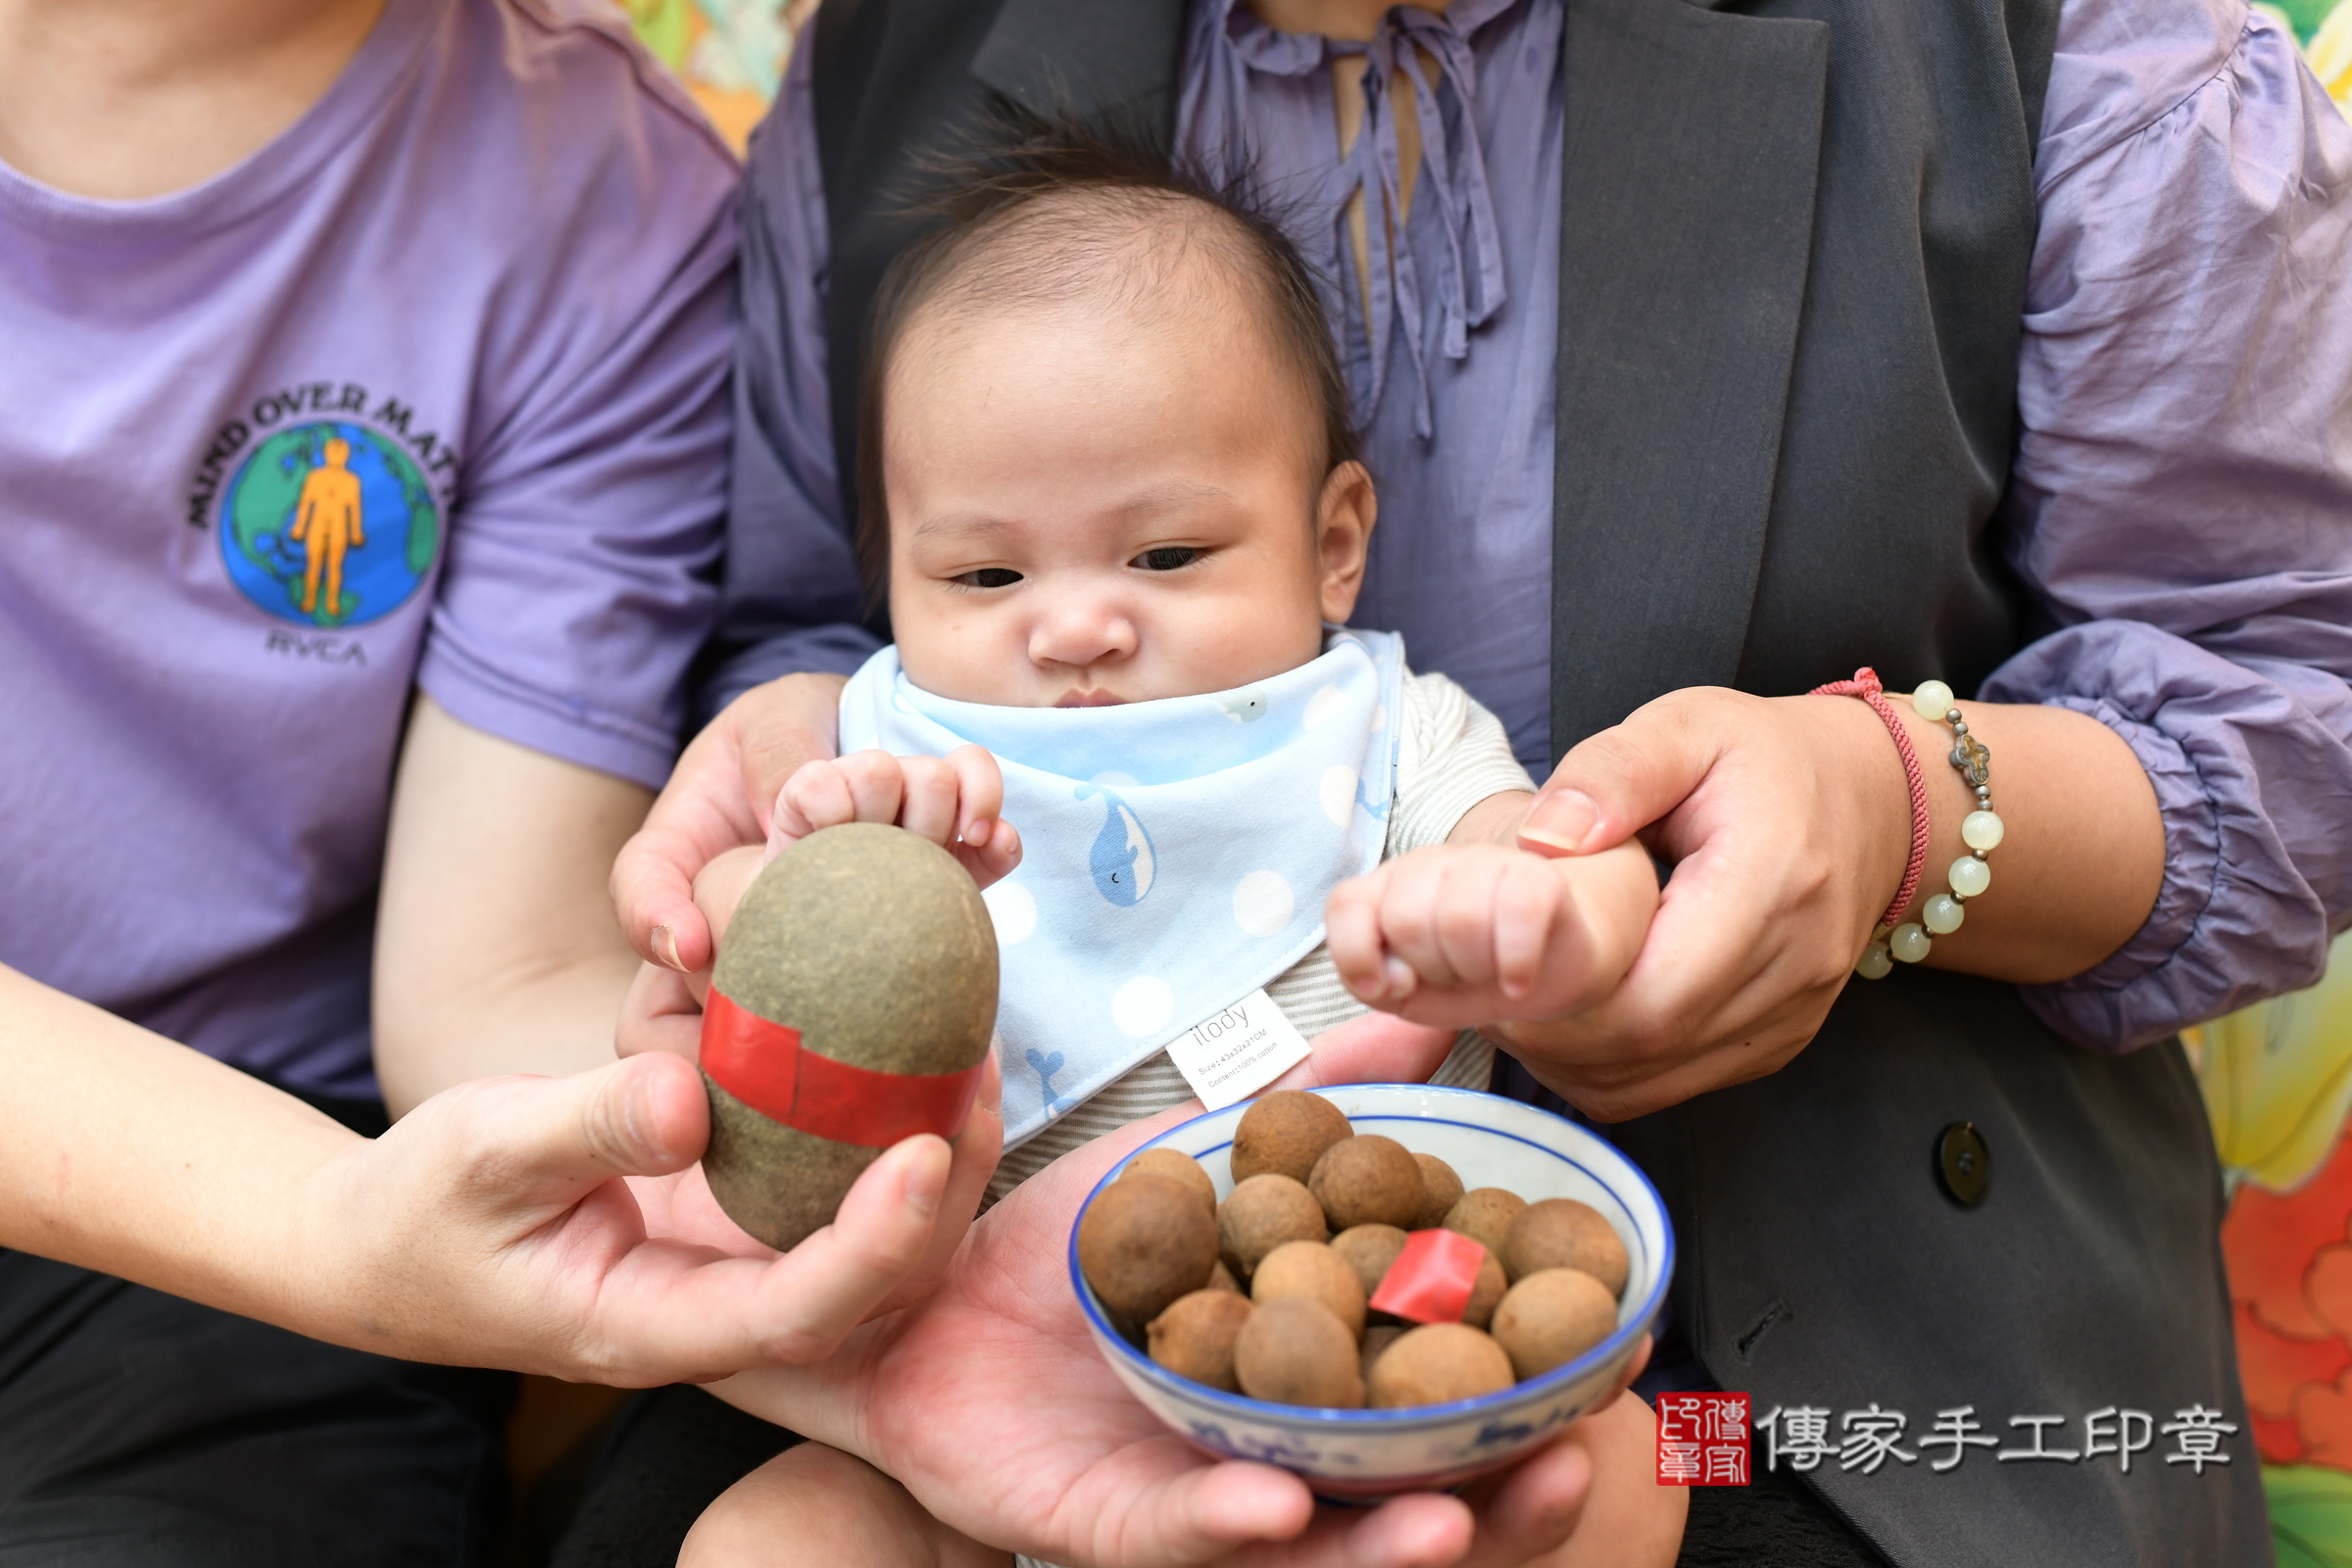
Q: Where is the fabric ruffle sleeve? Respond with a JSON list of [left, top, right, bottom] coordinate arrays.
[[1984, 0, 2352, 1049]]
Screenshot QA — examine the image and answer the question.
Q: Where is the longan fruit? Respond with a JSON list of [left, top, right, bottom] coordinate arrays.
[[1330, 1224, 1409, 1299], [1367, 1323, 1516, 1408], [1490, 1268, 1620, 1379], [1444, 1188, 1528, 1258], [1078, 1173, 1219, 1325], [1462, 1249, 1509, 1331], [1148, 1289, 1255, 1392], [1251, 1241, 1367, 1339], [1502, 1199, 1630, 1294], [1208, 1259, 1243, 1294], [1122, 1149, 1217, 1217], [1235, 1296, 1364, 1407], [1359, 1324, 1403, 1382], [1412, 1153, 1465, 1231], [1231, 1091, 1353, 1185], [1217, 1174, 1328, 1279], [1308, 1135, 1423, 1231]]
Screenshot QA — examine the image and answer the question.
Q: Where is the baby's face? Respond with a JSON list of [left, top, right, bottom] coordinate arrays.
[[883, 285, 1370, 709]]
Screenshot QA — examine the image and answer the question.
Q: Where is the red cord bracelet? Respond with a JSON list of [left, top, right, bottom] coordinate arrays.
[[1808, 666, 1931, 936]]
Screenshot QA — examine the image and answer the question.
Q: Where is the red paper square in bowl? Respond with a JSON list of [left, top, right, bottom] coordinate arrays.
[[1368, 1228, 1490, 1324]]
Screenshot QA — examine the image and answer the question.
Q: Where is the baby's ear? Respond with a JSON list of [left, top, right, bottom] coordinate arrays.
[[1315, 461, 1377, 623], [689, 844, 768, 961]]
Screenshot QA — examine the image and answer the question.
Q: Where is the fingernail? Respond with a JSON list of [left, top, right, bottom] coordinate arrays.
[[901, 1138, 947, 1219], [652, 925, 686, 972], [1383, 956, 1415, 997], [1521, 790, 1598, 853], [962, 816, 992, 846]]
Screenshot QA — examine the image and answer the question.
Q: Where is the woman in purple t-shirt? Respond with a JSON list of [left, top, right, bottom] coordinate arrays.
[[0, 1, 1000, 1561]]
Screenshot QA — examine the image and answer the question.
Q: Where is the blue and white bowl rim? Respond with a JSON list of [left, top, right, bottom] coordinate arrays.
[[1066, 1081, 1677, 1430]]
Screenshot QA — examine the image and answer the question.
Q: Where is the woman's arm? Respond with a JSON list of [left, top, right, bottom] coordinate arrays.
[[372, 695, 653, 1114], [1498, 687, 2164, 1120], [1523, 688, 2166, 982], [1973, 0, 2352, 1043], [0, 962, 987, 1382]]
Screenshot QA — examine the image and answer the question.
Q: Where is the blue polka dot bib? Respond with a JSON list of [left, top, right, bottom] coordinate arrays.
[[839, 628, 1407, 1149]]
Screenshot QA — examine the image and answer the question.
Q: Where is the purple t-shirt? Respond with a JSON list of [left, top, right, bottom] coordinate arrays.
[[0, 0, 737, 1097]]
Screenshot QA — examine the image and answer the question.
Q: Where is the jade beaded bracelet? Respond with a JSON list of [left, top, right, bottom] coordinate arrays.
[[1855, 679, 2003, 979]]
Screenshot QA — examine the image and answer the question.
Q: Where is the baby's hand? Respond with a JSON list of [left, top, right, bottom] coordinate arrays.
[[770, 745, 1022, 890], [617, 751, 1023, 1057], [1325, 837, 1659, 1030]]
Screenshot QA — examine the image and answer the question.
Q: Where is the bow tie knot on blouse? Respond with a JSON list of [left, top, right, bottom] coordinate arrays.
[[1191, 0, 1518, 437]]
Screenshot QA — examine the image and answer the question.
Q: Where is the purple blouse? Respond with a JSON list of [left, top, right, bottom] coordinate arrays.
[[714, 0, 2352, 1051]]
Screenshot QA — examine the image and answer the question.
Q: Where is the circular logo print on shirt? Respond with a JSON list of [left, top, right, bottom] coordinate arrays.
[[217, 421, 439, 628]]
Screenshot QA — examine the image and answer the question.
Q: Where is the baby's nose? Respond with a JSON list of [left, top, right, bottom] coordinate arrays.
[[1027, 597, 1137, 670]]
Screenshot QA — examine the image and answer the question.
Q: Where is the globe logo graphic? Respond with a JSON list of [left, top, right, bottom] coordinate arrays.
[[218, 421, 439, 628]]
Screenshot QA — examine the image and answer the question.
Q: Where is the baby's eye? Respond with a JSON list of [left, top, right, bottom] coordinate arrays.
[[953, 567, 1024, 589], [1133, 547, 1200, 572]]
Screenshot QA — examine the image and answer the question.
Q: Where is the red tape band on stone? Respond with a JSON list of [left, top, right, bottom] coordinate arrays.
[[1369, 1229, 1491, 1325], [700, 989, 985, 1149]]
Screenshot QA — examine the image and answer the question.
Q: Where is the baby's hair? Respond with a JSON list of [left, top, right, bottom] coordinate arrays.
[[854, 108, 1358, 606]]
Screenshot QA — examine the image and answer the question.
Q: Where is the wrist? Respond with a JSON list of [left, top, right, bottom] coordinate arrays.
[[274, 1134, 395, 1355], [1789, 692, 1918, 934], [1451, 789, 1538, 850]]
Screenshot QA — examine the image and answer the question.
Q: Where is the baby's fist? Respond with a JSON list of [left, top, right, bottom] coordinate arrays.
[[770, 745, 1021, 889], [1325, 841, 1655, 1029]]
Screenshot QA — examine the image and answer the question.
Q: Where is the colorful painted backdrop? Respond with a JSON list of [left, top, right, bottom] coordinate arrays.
[[2198, 931, 2352, 1566], [625, 0, 811, 151], [2186, 14, 2352, 1563]]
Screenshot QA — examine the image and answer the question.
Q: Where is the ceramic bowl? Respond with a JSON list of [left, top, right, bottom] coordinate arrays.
[[1068, 1082, 1673, 1497]]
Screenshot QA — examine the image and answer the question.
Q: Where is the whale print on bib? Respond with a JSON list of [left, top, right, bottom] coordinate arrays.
[[1214, 686, 1269, 722], [1077, 781, 1157, 906]]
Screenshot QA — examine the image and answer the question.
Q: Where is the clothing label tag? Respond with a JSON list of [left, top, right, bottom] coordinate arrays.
[[1164, 988, 1315, 1110]]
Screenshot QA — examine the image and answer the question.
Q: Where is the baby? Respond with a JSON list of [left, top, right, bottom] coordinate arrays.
[[681, 149, 1673, 1566]]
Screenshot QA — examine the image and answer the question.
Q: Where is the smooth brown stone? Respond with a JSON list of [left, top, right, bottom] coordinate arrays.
[[701, 823, 998, 1250]]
